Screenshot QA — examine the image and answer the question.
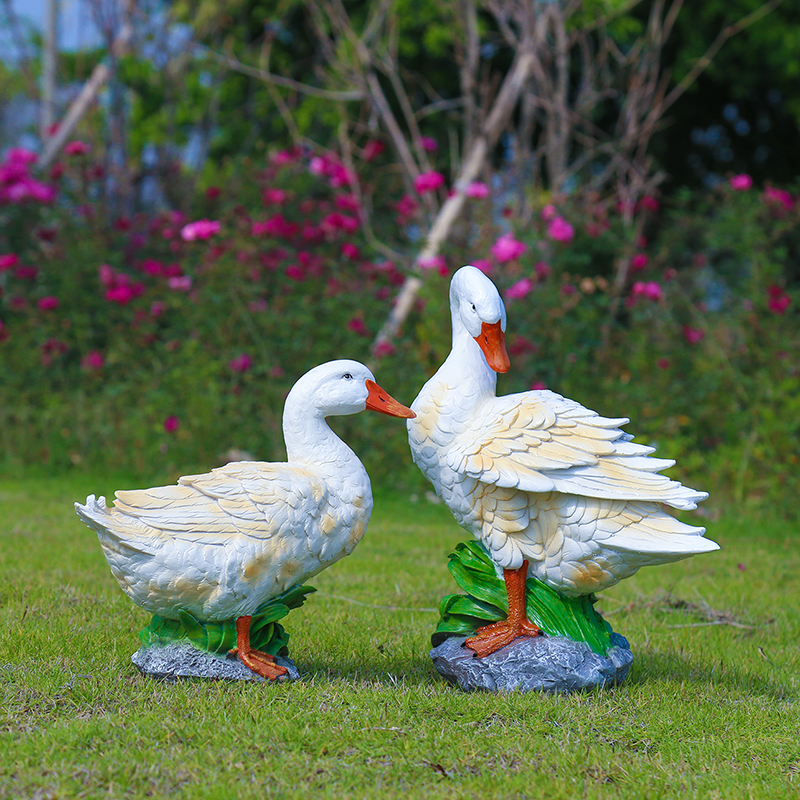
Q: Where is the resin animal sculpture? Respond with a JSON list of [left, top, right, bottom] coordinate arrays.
[[76, 360, 415, 679], [408, 266, 718, 657]]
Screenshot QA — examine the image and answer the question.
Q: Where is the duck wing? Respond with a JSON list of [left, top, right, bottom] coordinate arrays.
[[446, 390, 706, 510], [84, 461, 332, 552]]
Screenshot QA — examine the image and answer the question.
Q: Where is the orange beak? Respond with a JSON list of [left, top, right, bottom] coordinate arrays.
[[365, 380, 416, 418], [474, 320, 510, 373]]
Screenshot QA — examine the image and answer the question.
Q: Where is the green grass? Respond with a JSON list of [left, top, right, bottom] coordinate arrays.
[[1, 472, 798, 799]]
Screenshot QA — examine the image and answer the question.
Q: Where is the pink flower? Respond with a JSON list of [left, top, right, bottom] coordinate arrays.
[[418, 255, 448, 275], [373, 340, 396, 358], [638, 195, 660, 213], [285, 264, 305, 281], [37, 296, 60, 311], [347, 317, 369, 336], [206, 186, 221, 199], [262, 188, 288, 205], [631, 281, 663, 302], [321, 213, 359, 235], [535, 261, 551, 279], [180, 219, 220, 241], [657, 358, 670, 370], [630, 253, 649, 273], [767, 285, 791, 315], [341, 242, 361, 260], [81, 350, 105, 370], [729, 174, 752, 191], [530, 380, 547, 391], [5, 147, 37, 165], [363, 140, 385, 161], [0, 253, 19, 272], [490, 233, 526, 263], [541, 204, 557, 221], [420, 137, 438, 152], [271, 148, 299, 166], [465, 182, 490, 199], [168, 276, 193, 292], [335, 193, 361, 212], [508, 335, 537, 357], [506, 278, 534, 301], [164, 415, 179, 433], [64, 140, 90, 156], [396, 194, 419, 219], [682, 325, 705, 344], [471, 259, 493, 275], [547, 216, 574, 243], [229, 354, 253, 372], [414, 171, 445, 195], [763, 187, 793, 213]]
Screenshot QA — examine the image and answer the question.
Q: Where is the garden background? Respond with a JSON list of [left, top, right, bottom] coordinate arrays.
[[1, 2, 800, 797]]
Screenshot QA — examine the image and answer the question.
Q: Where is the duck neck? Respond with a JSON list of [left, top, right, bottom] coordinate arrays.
[[282, 406, 365, 480], [443, 314, 498, 403]]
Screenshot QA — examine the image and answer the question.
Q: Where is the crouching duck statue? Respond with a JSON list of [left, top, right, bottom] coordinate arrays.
[[76, 360, 415, 680]]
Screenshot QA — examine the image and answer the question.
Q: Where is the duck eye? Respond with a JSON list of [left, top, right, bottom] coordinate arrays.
[[471, 303, 477, 312], [342, 373, 353, 380]]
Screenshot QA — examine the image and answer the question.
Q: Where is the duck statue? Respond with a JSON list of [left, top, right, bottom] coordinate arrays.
[[76, 360, 415, 679], [408, 266, 718, 658]]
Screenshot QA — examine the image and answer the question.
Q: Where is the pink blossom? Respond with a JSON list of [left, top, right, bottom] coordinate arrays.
[[541, 204, 557, 221], [150, 301, 166, 317], [64, 140, 90, 156], [530, 381, 547, 391], [547, 216, 575, 243], [508, 335, 537, 357], [630, 253, 649, 273], [414, 170, 446, 195], [285, 264, 305, 281], [638, 195, 660, 213], [631, 281, 663, 302], [471, 259, 493, 275], [40, 337, 68, 366], [418, 255, 448, 275], [347, 317, 369, 336], [341, 242, 361, 260], [37, 296, 60, 311], [335, 193, 361, 212], [180, 219, 220, 241], [262, 188, 288, 205], [271, 148, 299, 166], [682, 325, 705, 344], [767, 285, 791, 315], [535, 261, 551, 280], [373, 340, 396, 358], [251, 214, 298, 239], [168, 276, 193, 292], [15, 265, 38, 280], [141, 259, 164, 277], [396, 194, 419, 219], [465, 182, 490, 199], [490, 233, 526, 263], [206, 186, 221, 199], [5, 147, 37, 165], [729, 174, 752, 191], [363, 140, 385, 161], [506, 278, 533, 301], [321, 213, 359, 235], [164, 415, 179, 433], [229, 354, 253, 372], [0, 253, 19, 272], [763, 187, 793, 212], [420, 137, 438, 152], [657, 358, 670, 370], [81, 350, 105, 370]]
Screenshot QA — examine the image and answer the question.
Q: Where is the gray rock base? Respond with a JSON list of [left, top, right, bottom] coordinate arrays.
[[430, 632, 633, 694], [131, 642, 300, 682]]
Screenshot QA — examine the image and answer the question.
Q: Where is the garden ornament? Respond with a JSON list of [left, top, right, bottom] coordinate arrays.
[[408, 266, 718, 690], [76, 360, 415, 681]]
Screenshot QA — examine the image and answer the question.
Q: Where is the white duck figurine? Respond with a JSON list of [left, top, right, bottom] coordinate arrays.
[[408, 266, 718, 658], [76, 360, 415, 680]]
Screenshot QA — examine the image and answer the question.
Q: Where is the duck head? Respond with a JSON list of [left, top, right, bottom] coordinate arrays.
[[286, 360, 416, 420], [450, 265, 510, 373]]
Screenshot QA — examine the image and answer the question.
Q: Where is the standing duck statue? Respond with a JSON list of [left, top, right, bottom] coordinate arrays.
[[409, 266, 718, 663], [76, 360, 415, 680]]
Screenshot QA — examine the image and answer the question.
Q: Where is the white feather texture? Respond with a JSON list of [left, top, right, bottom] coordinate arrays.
[[408, 266, 718, 597], [76, 360, 383, 621]]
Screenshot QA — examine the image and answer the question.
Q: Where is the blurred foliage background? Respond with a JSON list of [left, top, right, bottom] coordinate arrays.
[[1, 0, 798, 517]]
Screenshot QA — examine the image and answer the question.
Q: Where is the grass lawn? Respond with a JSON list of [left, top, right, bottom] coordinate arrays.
[[1, 472, 798, 799]]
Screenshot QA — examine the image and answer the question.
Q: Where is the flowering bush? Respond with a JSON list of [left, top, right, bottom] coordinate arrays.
[[1, 142, 798, 510]]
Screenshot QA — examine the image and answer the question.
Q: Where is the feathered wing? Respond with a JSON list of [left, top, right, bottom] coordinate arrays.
[[447, 390, 707, 511], [75, 461, 331, 553]]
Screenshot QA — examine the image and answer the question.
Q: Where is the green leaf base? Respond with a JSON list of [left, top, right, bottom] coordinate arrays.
[[433, 541, 615, 655], [138, 584, 317, 658]]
